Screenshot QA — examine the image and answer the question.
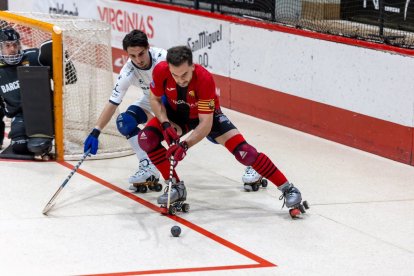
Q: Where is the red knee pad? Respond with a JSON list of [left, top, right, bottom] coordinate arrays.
[[225, 134, 258, 166], [138, 127, 162, 153], [234, 143, 258, 166]]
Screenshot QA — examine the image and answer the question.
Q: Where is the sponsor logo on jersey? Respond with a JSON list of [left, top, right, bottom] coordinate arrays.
[[111, 83, 121, 98], [188, 90, 195, 97], [208, 99, 215, 110], [198, 99, 214, 112], [1, 80, 20, 93], [172, 99, 197, 108], [166, 87, 175, 91]]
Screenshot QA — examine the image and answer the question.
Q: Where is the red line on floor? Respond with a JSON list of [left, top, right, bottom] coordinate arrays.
[[82, 263, 272, 276], [57, 161, 276, 275]]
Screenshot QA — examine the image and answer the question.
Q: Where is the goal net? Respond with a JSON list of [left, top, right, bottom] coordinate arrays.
[[0, 12, 133, 160]]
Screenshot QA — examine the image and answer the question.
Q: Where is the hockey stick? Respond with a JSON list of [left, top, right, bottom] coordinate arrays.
[[166, 155, 175, 212], [42, 149, 91, 215]]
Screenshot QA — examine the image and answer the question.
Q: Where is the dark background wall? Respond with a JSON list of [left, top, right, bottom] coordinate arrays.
[[0, 0, 7, 10]]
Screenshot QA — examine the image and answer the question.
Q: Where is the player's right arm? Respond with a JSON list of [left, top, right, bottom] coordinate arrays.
[[95, 101, 118, 130], [84, 63, 132, 154], [150, 62, 179, 145]]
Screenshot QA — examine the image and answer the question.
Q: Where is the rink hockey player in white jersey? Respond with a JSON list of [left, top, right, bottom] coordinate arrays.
[[83, 30, 163, 192]]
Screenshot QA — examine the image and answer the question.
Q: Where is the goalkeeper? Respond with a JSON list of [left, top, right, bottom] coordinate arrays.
[[0, 28, 56, 158]]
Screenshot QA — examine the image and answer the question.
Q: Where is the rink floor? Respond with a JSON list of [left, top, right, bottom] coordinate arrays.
[[1, 108, 413, 276]]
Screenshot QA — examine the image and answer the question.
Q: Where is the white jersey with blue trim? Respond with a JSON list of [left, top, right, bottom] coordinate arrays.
[[109, 47, 167, 105]]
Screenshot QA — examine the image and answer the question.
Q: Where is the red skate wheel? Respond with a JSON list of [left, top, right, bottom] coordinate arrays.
[[289, 208, 301, 218]]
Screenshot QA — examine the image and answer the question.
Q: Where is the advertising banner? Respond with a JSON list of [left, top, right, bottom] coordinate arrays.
[[341, 0, 414, 31], [97, 0, 230, 76], [12, 0, 99, 18]]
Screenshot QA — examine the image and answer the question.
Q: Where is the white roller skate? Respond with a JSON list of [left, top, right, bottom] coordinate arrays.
[[158, 180, 189, 215], [278, 182, 309, 218], [242, 166, 268, 191], [128, 159, 162, 193]]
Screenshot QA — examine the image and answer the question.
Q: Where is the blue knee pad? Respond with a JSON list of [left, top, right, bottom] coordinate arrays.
[[116, 105, 148, 137]]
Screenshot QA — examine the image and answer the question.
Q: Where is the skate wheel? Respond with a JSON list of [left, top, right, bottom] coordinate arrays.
[[138, 185, 147, 193], [252, 184, 260, 192], [154, 183, 163, 192], [303, 201, 310, 209], [289, 208, 301, 218], [298, 204, 306, 214], [168, 206, 177, 216], [261, 179, 268, 187], [181, 203, 190, 213], [243, 184, 252, 192]]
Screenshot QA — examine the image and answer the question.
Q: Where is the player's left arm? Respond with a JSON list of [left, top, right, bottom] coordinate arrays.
[[182, 70, 216, 149], [150, 91, 169, 123]]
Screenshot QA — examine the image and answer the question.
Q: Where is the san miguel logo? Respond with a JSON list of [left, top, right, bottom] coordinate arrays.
[[187, 25, 222, 52], [98, 6, 154, 37], [187, 25, 223, 68]]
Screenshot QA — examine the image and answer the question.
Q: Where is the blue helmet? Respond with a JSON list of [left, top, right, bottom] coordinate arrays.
[[0, 28, 23, 65]]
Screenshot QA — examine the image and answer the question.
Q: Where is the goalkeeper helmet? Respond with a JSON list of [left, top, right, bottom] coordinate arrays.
[[0, 28, 23, 65]]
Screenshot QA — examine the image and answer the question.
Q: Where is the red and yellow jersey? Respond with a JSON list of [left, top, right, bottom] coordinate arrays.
[[151, 62, 219, 120]]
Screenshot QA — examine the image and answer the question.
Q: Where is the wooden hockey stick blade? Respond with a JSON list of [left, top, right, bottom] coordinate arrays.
[[42, 203, 55, 215], [41, 149, 91, 215]]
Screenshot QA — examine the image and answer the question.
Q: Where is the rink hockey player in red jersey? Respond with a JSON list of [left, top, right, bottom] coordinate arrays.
[[138, 45, 308, 217]]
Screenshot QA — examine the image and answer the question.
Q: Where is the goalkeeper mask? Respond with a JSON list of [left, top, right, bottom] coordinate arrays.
[[0, 28, 24, 65]]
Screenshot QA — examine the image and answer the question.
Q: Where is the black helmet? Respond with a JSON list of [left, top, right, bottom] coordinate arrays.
[[0, 28, 23, 65], [0, 28, 20, 42]]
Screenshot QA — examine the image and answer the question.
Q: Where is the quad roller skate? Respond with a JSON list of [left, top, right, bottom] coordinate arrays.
[[278, 182, 309, 219], [242, 166, 268, 191], [158, 180, 189, 215], [128, 159, 162, 193]]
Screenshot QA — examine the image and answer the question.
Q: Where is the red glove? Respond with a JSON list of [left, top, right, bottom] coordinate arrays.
[[166, 141, 189, 162], [161, 122, 180, 146]]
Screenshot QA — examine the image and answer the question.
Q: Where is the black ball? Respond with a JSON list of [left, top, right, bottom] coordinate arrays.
[[171, 225, 181, 237]]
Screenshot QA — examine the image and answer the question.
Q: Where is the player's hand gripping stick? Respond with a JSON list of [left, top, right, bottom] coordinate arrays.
[[84, 128, 100, 155], [166, 141, 188, 163], [161, 122, 179, 146]]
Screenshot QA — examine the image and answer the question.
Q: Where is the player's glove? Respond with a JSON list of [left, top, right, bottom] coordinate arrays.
[[84, 128, 100, 155], [166, 141, 188, 162], [161, 122, 180, 146]]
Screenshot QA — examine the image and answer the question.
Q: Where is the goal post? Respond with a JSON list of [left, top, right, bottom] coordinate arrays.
[[0, 11, 133, 161]]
